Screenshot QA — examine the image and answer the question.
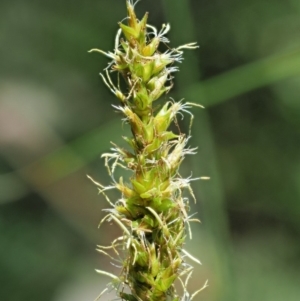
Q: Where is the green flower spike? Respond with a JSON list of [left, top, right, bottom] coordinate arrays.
[[89, 1, 208, 301]]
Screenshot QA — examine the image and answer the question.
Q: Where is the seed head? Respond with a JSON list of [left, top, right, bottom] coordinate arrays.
[[89, 1, 207, 301]]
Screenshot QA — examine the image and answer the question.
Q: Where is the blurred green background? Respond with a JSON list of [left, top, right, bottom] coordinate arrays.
[[1, 0, 300, 300]]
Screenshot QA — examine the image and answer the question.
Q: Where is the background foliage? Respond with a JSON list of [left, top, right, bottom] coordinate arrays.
[[0, 0, 300, 300]]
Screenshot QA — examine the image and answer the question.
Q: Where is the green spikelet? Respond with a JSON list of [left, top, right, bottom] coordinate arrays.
[[89, 1, 208, 300]]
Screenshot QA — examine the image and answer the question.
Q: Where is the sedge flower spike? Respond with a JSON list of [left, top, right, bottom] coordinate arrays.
[[89, 1, 208, 301]]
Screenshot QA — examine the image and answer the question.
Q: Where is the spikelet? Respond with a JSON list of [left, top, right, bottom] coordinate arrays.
[[89, 1, 207, 300]]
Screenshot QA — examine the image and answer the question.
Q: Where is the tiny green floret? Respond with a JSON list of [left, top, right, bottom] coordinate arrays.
[[89, 1, 207, 300]]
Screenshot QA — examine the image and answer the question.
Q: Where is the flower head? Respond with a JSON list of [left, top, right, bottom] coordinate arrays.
[[89, 2, 207, 301]]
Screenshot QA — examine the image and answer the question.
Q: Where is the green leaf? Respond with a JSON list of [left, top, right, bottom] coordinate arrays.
[[186, 49, 300, 107]]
